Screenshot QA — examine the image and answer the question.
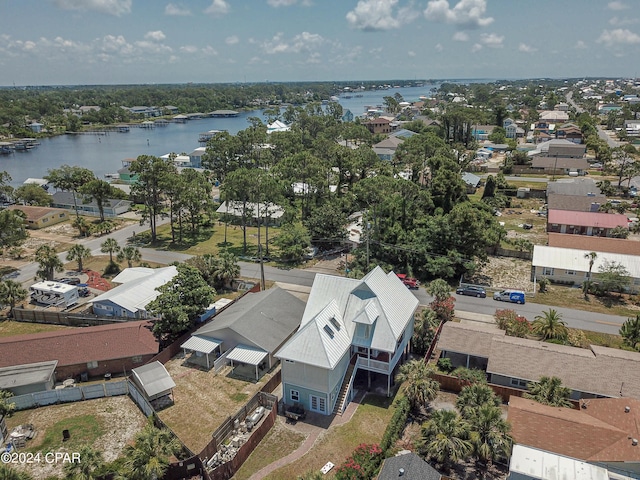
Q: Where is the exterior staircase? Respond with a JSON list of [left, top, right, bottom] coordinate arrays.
[[333, 361, 357, 415]]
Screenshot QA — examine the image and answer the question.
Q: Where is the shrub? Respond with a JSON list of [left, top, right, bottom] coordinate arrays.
[[380, 397, 410, 454], [335, 443, 383, 480], [437, 357, 454, 373], [538, 276, 550, 293], [494, 309, 531, 337], [451, 367, 487, 386], [566, 329, 589, 348]]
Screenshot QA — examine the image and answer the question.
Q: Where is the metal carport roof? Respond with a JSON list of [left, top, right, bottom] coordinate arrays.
[[180, 335, 222, 354], [226, 345, 268, 366]]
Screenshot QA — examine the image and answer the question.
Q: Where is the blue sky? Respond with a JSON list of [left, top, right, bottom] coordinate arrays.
[[1, 0, 639, 86]]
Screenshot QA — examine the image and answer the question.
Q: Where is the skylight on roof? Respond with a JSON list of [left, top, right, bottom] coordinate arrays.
[[329, 317, 341, 331], [323, 324, 335, 338]]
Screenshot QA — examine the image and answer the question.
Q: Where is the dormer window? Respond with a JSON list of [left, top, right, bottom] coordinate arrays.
[[356, 323, 370, 339]]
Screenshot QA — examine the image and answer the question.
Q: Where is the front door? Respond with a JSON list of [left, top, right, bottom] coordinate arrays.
[[309, 394, 326, 414]]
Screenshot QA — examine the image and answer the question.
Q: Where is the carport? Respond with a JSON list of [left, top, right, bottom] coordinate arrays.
[[180, 335, 222, 370], [226, 345, 269, 381]]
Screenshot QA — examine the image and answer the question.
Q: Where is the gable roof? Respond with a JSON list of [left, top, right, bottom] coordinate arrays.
[[547, 209, 629, 229], [508, 396, 640, 463], [51, 191, 131, 210], [7, 205, 67, 222], [531, 157, 589, 170], [546, 178, 601, 196], [547, 194, 605, 212], [194, 287, 304, 354], [547, 233, 640, 255], [461, 172, 481, 187], [92, 266, 178, 314], [131, 361, 176, 398], [532, 245, 640, 279], [373, 136, 404, 149], [377, 451, 442, 480], [438, 322, 640, 399], [0, 321, 158, 368], [276, 267, 418, 368]]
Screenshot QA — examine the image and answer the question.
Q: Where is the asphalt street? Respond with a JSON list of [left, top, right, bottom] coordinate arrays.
[[11, 215, 629, 336]]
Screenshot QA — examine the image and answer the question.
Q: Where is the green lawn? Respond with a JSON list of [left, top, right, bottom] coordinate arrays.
[[16, 414, 103, 454], [262, 394, 396, 479], [0, 319, 69, 338], [531, 285, 640, 318]]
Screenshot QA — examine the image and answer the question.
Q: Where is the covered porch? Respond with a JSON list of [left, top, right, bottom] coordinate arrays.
[[226, 345, 270, 381], [180, 335, 222, 370]]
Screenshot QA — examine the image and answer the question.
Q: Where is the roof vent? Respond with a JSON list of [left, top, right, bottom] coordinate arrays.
[[633, 439, 638, 446], [398, 468, 405, 476], [625, 406, 631, 413]]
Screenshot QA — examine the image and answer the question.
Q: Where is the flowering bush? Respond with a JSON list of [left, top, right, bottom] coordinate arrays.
[[494, 309, 531, 338], [335, 443, 383, 480], [430, 296, 455, 323]]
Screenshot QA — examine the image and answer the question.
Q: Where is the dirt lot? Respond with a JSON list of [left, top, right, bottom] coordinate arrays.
[[158, 355, 279, 454], [467, 256, 534, 292], [6, 396, 147, 480]]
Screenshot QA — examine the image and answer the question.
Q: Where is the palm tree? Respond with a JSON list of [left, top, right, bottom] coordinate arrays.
[[35, 244, 64, 281], [0, 465, 34, 480], [214, 251, 240, 289], [583, 251, 597, 298], [0, 280, 28, 318], [524, 376, 573, 408], [395, 359, 440, 411], [467, 404, 513, 469], [620, 314, 640, 351], [72, 215, 91, 237], [63, 445, 104, 480], [100, 237, 121, 264], [532, 309, 568, 341], [118, 245, 142, 268], [67, 244, 93, 272], [456, 383, 501, 419], [119, 420, 181, 480], [417, 409, 472, 471]]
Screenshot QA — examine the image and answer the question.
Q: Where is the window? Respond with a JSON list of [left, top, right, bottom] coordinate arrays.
[[87, 361, 98, 369], [356, 324, 370, 339], [510, 378, 527, 388], [542, 267, 554, 276], [290, 390, 299, 402], [566, 270, 576, 275], [132, 355, 143, 363], [285, 359, 295, 364]]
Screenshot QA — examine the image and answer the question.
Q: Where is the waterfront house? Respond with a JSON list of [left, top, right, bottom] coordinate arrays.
[[51, 191, 132, 218], [276, 267, 418, 415]]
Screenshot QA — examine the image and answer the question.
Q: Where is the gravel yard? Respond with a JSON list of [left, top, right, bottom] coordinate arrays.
[[468, 256, 534, 292]]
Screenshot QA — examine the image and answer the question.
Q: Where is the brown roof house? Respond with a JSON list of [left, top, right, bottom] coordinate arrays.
[[0, 321, 158, 381], [548, 233, 640, 256], [508, 396, 640, 477], [437, 321, 640, 400], [7, 205, 69, 229]]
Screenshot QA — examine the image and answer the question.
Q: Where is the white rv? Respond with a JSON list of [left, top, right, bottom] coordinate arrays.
[[30, 281, 79, 307]]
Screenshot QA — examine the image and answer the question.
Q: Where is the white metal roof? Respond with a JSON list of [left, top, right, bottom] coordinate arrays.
[[226, 344, 268, 366], [180, 335, 222, 354], [131, 361, 176, 399], [509, 444, 608, 480], [532, 245, 640, 279], [92, 266, 178, 314], [111, 267, 157, 284]]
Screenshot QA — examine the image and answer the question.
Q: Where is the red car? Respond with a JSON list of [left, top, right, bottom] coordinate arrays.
[[396, 273, 420, 289]]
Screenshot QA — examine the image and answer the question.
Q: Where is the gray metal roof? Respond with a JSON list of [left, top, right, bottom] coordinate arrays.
[[131, 361, 176, 398], [0, 360, 58, 390], [226, 345, 268, 366], [194, 287, 305, 353], [180, 335, 221, 354]]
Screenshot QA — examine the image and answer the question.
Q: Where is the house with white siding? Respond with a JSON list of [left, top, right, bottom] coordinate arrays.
[[275, 267, 418, 416]]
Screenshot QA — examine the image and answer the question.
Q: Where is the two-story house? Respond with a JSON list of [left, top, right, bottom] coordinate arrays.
[[276, 267, 418, 416]]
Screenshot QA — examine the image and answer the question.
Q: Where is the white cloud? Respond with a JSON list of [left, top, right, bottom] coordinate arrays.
[[480, 32, 503, 48], [597, 28, 640, 46], [180, 45, 198, 54], [145, 31, 166, 42], [424, 0, 493, 29], [261, 32, 325, 54], [518, 43, 537, 53], [165, 3, 191, 16], [346, 0, 418, 31], [267, 0, 297, 6], [202, 46, 218, 56], [435, 43, 443, 52], [54, 0, 132, 16], [204, 0, 230, 16], [408, 50, 416, 56], [471, 43, 482, 52], [609, 16, 639, 26], [608, 1, 629, 10], [452, 31, 469, 41], [225, 36, 239, 45], [574, 40, 587, 49]]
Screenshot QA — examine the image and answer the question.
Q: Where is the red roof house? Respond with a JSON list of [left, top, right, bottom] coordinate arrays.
[[0, 321, 159, 381], [547, 209, 629, 237]]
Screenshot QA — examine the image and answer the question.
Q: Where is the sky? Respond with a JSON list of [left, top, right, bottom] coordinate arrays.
[[1, 0, 640, 86]]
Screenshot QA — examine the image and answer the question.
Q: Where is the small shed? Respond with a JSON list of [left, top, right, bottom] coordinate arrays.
[[131, 361, 176, 406], [0, 361, 58, 395]]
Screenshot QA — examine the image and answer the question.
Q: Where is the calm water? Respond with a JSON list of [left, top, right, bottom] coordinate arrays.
[[1, 84, 439, 187]]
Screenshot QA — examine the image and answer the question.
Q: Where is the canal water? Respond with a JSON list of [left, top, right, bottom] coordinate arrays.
[[1, 84, 439, 187]]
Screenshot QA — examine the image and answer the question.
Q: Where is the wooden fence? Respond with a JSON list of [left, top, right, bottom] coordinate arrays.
[[12, 308, 131, 326], [492, 246, 533, 260]]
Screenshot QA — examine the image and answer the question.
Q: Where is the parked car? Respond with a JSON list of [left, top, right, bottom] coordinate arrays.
[[396, 273, 420, 289], [456, 285, 486, 298], [493, 289, 526, 304], [58, 277, 81, 285]]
